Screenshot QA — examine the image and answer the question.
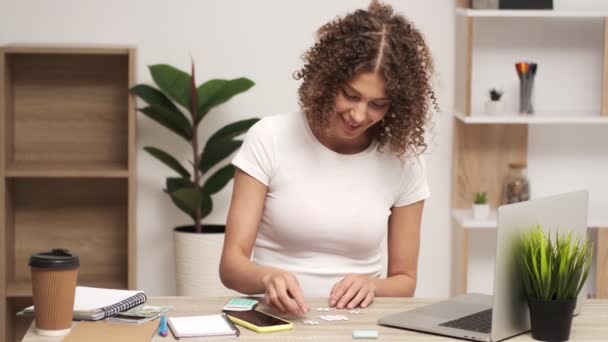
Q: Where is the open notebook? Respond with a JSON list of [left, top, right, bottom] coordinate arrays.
[[18, 286, 147, 321], [168, 314, 240, 339]]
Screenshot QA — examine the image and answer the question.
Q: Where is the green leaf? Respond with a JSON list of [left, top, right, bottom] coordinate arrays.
[[195, 78, 255, 123], [200, 192, 213, 220], [199, 139, 243, 175], [165, 178, 214, 222], [172, 187, 203, 213], [540, 233, 548, 291], [149, 64, 192, 109], [144, 146, 190, 178], [190, 61, 198, 115], [516, 244, 534, 297], [139, 105, 192, 141], [576, 244, 593, 296], [530, 245, 542, 298], [166, 178, 195, 219], [202, 165, 235, 195], [166, 177, 194, 192], [130, 84, 180, 113], [207, 118, 260, 146]]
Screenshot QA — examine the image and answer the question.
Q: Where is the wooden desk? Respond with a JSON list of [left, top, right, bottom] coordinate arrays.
[[21, 297, 608, 341]]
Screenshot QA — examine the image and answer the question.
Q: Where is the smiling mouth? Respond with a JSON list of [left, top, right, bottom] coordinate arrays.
[[341, 115, 362, 131]]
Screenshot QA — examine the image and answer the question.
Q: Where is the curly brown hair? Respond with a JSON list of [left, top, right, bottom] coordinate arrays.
[[294, 0, 438, 156]]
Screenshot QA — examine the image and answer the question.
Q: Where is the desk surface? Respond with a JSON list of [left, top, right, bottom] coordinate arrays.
[[22, 297, 608, 341]]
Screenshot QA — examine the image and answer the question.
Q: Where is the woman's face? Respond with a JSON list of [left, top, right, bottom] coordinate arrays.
[[331, 71, 391, 142]]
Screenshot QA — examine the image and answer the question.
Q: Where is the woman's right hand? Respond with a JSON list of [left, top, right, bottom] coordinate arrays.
[[262, 270, 309, 315]]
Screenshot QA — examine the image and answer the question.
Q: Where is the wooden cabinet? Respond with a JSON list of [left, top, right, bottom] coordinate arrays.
[[0, 46, 137, 342], [451, 4, 608, 298]]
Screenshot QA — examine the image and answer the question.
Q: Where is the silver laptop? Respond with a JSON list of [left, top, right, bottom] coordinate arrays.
[[378, 190, 589, 342]]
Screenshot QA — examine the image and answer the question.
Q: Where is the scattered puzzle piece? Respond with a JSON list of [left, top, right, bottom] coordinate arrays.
[[320, 314, 349, 321]]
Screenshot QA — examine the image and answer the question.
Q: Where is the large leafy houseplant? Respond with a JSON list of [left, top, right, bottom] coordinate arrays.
[[131, 63, 258, 233], [515, 225, 592, 341]]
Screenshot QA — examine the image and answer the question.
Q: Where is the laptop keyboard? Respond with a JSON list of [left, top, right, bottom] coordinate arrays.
[[438, 309, 492, 334]]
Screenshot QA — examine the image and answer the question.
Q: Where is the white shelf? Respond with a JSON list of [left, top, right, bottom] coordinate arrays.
[[452, 209, 498, 229], [456, 8, 608, 18], [452, 209, 608, 229], [454, 112, 608, 125]]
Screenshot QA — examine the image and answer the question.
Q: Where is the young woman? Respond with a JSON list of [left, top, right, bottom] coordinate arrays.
[[220, 0, 437, 315]]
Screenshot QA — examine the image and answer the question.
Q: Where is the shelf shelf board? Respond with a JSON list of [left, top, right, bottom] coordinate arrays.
[[456, 8, 608, 18], [5, 161, 129, 178], [454, 112, 608, 125], [452, 209, 498, 229], [6, 279, 129, 298], [452, 209, 608, 229], [2, 45, 133, 55]]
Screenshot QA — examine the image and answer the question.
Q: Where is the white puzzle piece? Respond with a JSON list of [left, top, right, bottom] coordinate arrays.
[[320, 314, 349, 321]]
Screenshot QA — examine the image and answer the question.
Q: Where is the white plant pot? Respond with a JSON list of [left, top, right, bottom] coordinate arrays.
[[472, 204, 490, 221], [174, 226, 238, 296], [484, 100, 504, 116]]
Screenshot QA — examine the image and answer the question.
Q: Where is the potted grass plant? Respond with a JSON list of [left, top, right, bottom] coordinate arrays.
[[516, 225, 592, 341], [131, 62, 258, 295], [472, 191, 490, 220]]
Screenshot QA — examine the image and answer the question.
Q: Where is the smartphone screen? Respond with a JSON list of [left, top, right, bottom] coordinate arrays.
[[223, 310, 290, 327]]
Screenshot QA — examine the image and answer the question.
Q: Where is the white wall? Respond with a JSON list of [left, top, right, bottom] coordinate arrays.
[[0, 0, 455, 296]]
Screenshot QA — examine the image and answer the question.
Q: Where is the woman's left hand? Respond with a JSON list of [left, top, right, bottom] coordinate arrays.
[[329, 274, 377, 309]]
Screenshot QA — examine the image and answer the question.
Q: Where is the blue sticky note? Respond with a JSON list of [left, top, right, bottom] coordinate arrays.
[[223, 298, 258, 311], [229, 298, 257, 307]]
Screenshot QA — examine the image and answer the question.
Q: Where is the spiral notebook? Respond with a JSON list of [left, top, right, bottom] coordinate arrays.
[[18, 286, 147, 321]]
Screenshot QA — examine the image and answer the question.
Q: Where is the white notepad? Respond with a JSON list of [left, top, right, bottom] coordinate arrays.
[[19, 286, 146, 320], [168, 314, 240, 338]]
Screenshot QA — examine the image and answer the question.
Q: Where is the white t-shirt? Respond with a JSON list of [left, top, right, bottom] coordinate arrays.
[[231, 111, 430, 296]]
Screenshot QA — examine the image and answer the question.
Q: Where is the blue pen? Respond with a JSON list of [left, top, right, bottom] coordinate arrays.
[[159, 315, 168, 337]]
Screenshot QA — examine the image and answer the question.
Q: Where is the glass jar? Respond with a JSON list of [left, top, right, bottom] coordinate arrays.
[[503, 163, 530, 204]]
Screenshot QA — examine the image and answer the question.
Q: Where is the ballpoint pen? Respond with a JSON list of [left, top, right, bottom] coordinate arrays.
[[158, 315, 168, 337]]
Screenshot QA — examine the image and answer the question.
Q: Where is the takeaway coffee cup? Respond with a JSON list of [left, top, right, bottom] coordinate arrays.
[[29, 249, 79, 336]]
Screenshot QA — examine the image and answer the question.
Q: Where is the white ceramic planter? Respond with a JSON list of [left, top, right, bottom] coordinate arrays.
[[174, 227, 238, 296], [472, 204, 490, 220], [484, 100, 504, 116]]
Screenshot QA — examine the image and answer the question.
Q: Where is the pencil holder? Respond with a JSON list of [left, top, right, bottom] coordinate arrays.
[[519, 78, 534, 115]]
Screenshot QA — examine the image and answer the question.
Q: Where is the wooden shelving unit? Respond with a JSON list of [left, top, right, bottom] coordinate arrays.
[[0, 46, 137, 342], [451, 2, 608, 298]]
